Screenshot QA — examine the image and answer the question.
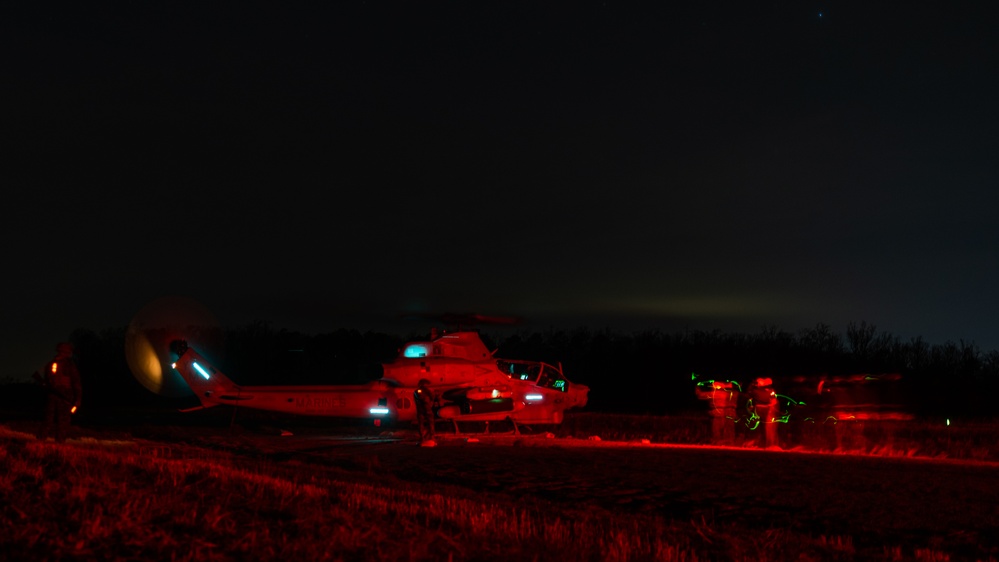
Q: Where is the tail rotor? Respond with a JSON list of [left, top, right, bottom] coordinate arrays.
[[125, 296, 224, 397]]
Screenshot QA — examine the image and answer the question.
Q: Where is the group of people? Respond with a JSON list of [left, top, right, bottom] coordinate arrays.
[[696, 374, 884, 451], [695, 376, 782, 448]]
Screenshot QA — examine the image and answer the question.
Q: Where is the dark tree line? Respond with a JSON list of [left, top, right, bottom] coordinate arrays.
[[495, 321, 999, 418], [32, 320, 999, 419]]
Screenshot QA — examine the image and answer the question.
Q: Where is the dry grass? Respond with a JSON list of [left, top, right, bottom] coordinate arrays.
[[2, 435, 704, 561], [557, 412, 999, 461], [4, 419, 996, 561]]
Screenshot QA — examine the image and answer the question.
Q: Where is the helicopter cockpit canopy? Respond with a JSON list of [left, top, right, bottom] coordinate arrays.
[[402, 343, 431, 358], [400, 332, 493, 361], [498, 359, 568, 392]]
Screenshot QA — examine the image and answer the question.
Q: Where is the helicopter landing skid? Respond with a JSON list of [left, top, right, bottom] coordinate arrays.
[[451, 417, 531, 436]]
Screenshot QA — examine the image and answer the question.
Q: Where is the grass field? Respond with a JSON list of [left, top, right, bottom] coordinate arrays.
[[2, 413, 998, 561]]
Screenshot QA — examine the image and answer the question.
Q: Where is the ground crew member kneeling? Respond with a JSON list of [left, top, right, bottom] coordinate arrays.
[[36, 342, 82, 443]]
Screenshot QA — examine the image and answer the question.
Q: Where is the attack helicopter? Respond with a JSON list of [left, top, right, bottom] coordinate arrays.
[[126, 300, 589, 433]]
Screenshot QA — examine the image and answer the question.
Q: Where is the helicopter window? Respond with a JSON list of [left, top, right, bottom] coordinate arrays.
[[498, 360, 541, 382], [403, 343, 430, 358], [537, 364, 568, 392]]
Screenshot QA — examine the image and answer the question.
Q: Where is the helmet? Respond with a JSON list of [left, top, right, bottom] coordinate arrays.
[[418, 379, 431, 387], [56, 342, 73, 355]]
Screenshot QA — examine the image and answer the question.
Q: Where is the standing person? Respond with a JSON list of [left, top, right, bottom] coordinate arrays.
[[719, 381, 739, 444], [814, 376, 839, 451], [748, 377, 780, 449], [35, 342, 82, 443], [695, 379, 739, 445], [414, 378, 437, 445]]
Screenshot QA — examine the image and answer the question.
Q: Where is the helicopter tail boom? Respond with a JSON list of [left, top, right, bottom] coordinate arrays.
[[170, 340, 406, 421], [170, 340, 241, 408]]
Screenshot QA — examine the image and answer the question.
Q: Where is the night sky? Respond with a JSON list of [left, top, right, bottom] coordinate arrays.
[[4, 2, 998, 380]]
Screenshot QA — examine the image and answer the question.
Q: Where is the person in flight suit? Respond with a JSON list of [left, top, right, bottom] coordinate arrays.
[[35, 342, 82, 443], [414, 378, 438, 444], [695, 380, 739, 445], [748, 377, 780, 449]]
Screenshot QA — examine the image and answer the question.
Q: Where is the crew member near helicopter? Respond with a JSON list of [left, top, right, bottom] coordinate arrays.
[[414, 379, 438, 443], [35, 342, 82, 443], [695, 379, 739, 445], [748, 377, 780, 449]]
